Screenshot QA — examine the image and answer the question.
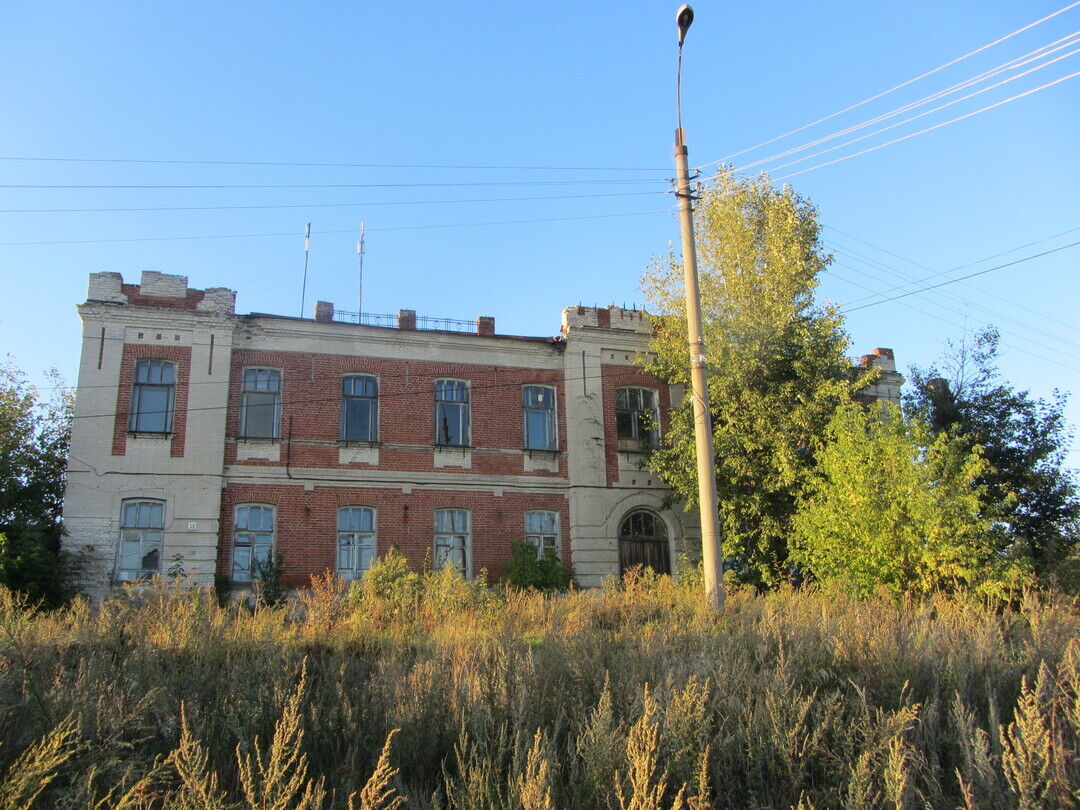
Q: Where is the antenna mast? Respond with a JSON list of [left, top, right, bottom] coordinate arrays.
[[299, 223, 311, 318], [357, 221, 366, 316]]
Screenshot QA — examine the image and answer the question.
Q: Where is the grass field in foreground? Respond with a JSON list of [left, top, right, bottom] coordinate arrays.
[[0, 572, 1077, 808]]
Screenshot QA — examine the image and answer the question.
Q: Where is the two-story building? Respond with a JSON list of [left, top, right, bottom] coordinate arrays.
[[62, 270, 902, 597]]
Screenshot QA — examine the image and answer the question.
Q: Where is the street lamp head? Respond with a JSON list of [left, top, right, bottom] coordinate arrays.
[[676, 4, 694, 45]]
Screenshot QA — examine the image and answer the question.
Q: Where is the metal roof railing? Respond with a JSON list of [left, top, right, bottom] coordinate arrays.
[[333, 311, 397, 328]]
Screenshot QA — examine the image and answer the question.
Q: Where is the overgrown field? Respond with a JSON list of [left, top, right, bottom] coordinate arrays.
[[1, 573, 1078, 809]]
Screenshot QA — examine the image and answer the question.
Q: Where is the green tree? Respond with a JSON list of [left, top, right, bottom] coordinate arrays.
[[641, 169, 866, 588], [0, 363, 77, 606], [792, 401, 1022, 598], [906, 327, 1079, 583]]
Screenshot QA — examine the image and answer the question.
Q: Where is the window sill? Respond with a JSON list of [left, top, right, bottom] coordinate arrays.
[[433, 443, 472, 450], [236, 437, 281, 443], [338, 439, 381, 447], [127, 431, 173, 439], [523, 447, 560, 456]]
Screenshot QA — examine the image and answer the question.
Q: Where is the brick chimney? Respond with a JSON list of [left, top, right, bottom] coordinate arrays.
[[398, 309, 416, 330], [477, 316, 495, 336], [314, 301, 334, 323]]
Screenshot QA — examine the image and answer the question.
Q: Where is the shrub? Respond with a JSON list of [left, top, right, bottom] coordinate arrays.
[[504, 538, 572, 591]]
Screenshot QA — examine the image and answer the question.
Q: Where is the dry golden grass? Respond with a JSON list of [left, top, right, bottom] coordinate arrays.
[[0, 572, 1078, 808]]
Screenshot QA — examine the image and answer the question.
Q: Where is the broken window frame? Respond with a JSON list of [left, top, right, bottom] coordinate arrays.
[[434, 379, 470, 447], [340, 374, 379, 442], [337, 506, 376, 581], [523, 385, 557, 451], [434, 508, 470, 577], [116, 499, 164, 581], [233, 504, 275, 583], [615, 386, 660, 448], [525, 509, 559, 560], [239, 368, 281, 440]]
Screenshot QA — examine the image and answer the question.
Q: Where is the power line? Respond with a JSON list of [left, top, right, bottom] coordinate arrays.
[[696, 0, 1080, 169], [0, 177, 671, 190], [0, 208, 675, 247], [741, 41, 1080, 177], [826, 263, 1080, 373], [841, 240, 1080, 312], [730, 30, 1080, 176], [0, 156, 664, 172], [773, 69, 1080, 182], [832, 223, 1080, 309], [828, 224, 1080, 333], [0, 190, 665, 215]]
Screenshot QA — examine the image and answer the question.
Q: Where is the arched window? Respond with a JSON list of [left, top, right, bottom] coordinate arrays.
[[618, 510, 670, 575]]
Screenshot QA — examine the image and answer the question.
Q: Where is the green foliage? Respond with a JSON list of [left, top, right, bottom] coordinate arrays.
[[504, 539, 572, 591], [641, 169, 865, 588], [0, 364, 79, 608], [793, 401, 1027, 598], [906, 327, 1079, 584], [351, 546, 420, 610], [255, 551, 288, 606]]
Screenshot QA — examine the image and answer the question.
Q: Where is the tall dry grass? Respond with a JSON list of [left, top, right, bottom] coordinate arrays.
[[0, 569, 1077, 808]]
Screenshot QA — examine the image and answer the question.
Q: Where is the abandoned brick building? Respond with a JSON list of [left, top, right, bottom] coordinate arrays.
[[61, 271, 902, 596]]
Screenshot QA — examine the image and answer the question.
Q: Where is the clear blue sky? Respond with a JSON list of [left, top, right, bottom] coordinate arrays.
[[2, 1, 1078, 464]]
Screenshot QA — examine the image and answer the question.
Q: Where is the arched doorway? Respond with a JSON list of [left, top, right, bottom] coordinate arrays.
[[618, 510, 671, 575]]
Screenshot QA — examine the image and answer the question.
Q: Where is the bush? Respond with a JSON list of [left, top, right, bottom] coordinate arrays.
[[504, 538, 572, 591]]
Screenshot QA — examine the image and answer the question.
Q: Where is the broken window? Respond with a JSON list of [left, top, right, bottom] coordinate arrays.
[[240, 368, 281, 439], [435, 508, 470, 577], [129, 359, 175, 433], [341, 375, 378, 442], [435, 379, 469, 447], [523, 385, 556, 450], [525, 510, 559, 559], [233, 504, 274, 582], [337, 506, 376, 581], [615, 387, 660, 448], [116, 499, 164, 581]]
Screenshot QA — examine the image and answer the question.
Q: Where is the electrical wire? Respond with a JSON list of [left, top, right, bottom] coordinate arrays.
[[0, 190, 666, 215], [0, 156, 664, 172], [772, 69, 1080, 182], [0, 177, 671, 190], [828, 223, 1080, 332], [0, 208, 675, 247], [696, 0, 1080, 169], [841, 239, 1080, 312], [735, 40, 1080, 177]]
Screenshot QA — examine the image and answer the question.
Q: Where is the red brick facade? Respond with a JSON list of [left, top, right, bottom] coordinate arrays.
[[600, 364, 673, 486], [217, 483, 571, 586]]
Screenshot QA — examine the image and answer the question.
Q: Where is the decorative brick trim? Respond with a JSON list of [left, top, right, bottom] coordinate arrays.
[[112, 344, 192, 457]]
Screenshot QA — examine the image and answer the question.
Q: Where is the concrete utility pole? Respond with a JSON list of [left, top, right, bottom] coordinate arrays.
[[673, 5, 724, 611]]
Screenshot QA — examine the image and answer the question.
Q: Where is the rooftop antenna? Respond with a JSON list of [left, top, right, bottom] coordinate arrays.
[[299, 223, 311, 318], [357, 221, 366, 316]]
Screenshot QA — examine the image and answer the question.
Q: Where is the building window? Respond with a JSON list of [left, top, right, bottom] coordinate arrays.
[[117, 499, 164, 581], [523, 385, 556, 450], [337, 507, 376, 581], [615, 387, 659, 448], [618, 510, 671, 575], [435, 380, 469, 447], [129, 359, 175, 433], [525, 510, 559, 559], [341, 375, 378, 442], [435, 508, 470, 576], [233, 504, 274, 582], [240, 368, 281, 439]]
